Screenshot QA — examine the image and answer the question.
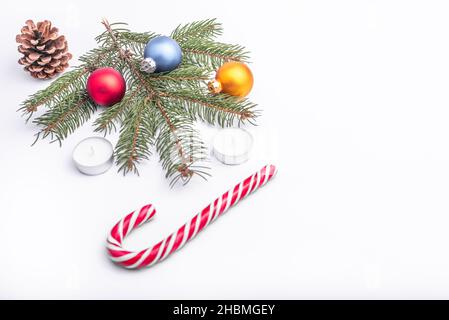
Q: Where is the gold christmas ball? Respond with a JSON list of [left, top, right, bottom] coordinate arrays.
[[208, 61, 254, 97]]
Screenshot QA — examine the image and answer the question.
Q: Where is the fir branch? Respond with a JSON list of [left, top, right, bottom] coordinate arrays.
[[20, 67, 87, 118], [95, 22, 158, 56], [171, 19, 223, 42], [154, 98, 187, 162], [159, 89, 257, 126], [106, 19, 223, 50], [94, 85, 141, 134], [154, 99, 208, 185], [95, 22, 131, 44], [116, 31, 158, 55], [181, 40, 249, 70], [33, 91, 96, 144], [148, 65, 209, 94], [149, 65, 209, 82], [115, 97, 155, 174]]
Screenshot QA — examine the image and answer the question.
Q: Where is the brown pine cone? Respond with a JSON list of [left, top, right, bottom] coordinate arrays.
[[16, 20, 73, 79]]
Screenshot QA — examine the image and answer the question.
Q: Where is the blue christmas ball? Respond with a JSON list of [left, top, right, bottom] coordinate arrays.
[[143, 36, 182, 73]]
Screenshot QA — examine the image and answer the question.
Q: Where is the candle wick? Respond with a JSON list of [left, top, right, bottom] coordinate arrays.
[[89, 146, 95, 156]]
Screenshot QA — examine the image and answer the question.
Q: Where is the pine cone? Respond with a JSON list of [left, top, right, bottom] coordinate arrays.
[[16, 20, 72, 79]]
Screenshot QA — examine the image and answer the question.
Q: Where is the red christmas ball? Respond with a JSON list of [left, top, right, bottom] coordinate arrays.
[[86, 67, 126, 107]]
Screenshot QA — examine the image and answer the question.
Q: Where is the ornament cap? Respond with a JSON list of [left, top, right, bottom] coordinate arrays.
[[208, 80, 222, 94], [140, 57, 157, 74]]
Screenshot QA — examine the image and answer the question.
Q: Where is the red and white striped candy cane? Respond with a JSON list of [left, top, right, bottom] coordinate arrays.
[[107, 164, 277, 269]]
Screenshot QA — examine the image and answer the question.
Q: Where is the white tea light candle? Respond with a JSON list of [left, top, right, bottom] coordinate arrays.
[[72, 137, 113, 175], [212, 128, 253, 165]]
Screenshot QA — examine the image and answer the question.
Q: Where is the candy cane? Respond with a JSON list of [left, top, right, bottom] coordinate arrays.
[[107, 164, 277, 269]]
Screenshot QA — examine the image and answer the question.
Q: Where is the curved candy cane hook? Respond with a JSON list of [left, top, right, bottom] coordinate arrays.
[[107, 164, 277, 269]]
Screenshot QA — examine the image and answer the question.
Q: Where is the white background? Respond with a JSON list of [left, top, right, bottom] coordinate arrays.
[[1, 0, 449, 299]]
